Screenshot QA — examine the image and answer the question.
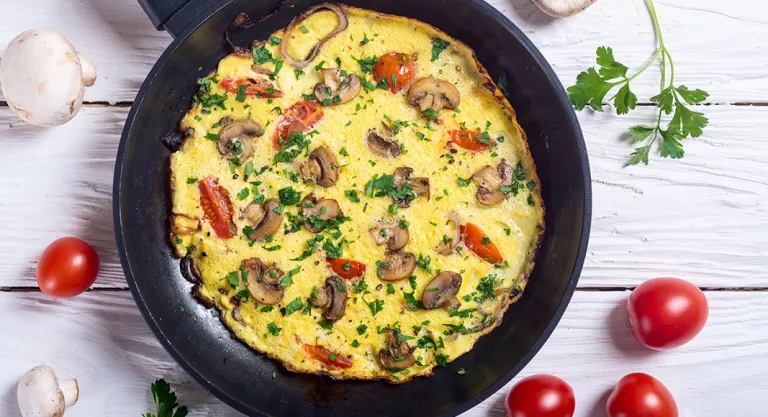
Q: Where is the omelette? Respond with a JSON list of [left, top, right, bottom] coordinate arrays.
[[169, 3, 544, 383]]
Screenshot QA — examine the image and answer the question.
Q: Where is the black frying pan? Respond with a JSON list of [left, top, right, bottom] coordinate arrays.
[[114, 1, 591, 415]]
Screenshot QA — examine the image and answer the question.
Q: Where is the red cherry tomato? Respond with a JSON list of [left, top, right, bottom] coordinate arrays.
[[198, 177, 236, 239], [37, 237, 100, 298], [303, 344, 353, 368], [373, 52, 417, 93], [505, 374, 575, 417], [220, 77, 283, 98], [448, 129, 496, 151], [627, 277, 708, 350], [607, 373, 678, 417], [327, 258, 366, 280], [461, 223, 504, 264], [272, 100, 324, 149]]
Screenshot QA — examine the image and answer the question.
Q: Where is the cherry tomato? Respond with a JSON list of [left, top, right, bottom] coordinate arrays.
[[327, 258, 366, 280], [220, 77, 283, 98], [607, 373, 678, 417], [37, 237, 100, 298], [272, 100, 324, 149], [373, 52, 417, 93], [198, 177, 236, 239], [448, 129, 495, 151], [303, 344, 353, 368], [627, 277, 708, 350], [461, 223, 503, 264], [505, 374, 575, 417]]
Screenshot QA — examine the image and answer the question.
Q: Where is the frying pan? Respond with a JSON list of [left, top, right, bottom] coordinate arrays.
[[114, 0, 591, 415]]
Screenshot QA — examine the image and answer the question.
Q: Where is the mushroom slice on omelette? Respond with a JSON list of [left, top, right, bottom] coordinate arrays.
[[169, 3, 544, 383]]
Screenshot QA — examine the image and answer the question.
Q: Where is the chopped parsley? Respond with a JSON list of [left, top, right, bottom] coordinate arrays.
[[344, 189, 360, 203], [431, 38, 451, 61], [357, 324, 368, 335], [267, 322, 282, 336], [422, 108, 440, 120], [284, 298, 304, 316], [278, 186, 302, 206]]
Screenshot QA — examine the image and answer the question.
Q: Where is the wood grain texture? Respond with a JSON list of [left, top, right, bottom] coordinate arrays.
[[1, 104, 765, 288], [1, 0, 767, 103], [0, 291, 765, 417]]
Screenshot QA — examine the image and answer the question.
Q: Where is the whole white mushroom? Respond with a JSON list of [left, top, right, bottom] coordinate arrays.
[[17, 365, 79, 417], [0, 29, 96, 126], [533, 0, 599, 17]]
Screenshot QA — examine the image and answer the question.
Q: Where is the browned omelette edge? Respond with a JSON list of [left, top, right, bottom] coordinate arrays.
[[169, 3, 546, 383]]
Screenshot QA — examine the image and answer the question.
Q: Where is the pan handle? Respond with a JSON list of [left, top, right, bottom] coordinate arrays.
[[135, 0, 229, 38]]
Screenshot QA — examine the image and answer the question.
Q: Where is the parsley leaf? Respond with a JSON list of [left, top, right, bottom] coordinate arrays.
[[142, 379, 188, 417], [431, 38, 450, 61], [567, 1, 709, 165]]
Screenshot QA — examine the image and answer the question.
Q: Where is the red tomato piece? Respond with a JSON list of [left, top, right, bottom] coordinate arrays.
[[628, 277, 708, 350], [303, 344, 353, 368], [220, 76, 283, 98], [461, 223, 503, 264], [448, 129, 496, 151], [327, 258, 366, 280], [198, 177, 236, 239], [373, 52, 417, 93], [36, 237, 100, 298], [505, 374, 575, 417], [272, 100, 324, 149], [607, 373, 678, 417]]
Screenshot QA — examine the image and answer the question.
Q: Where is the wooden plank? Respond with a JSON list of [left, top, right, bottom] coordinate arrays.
[[0, 104, 765, 288], [1, 0, 766, 103], [0, 291, 764, 416]]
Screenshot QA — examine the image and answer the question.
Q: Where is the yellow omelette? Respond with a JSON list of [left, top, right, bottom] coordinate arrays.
[[168, 3, 544, 383]]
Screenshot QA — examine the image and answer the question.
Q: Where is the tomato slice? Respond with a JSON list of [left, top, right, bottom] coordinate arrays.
[[327, 258, 366, 280], [272, 100, 324, 149], [198, 177, 236, 239], [373, 52, 417, 93], [448, 129, 495, 151], [461, 223, 503, 264], [220, 77, 283, 98], [303, 344, 353, 368]]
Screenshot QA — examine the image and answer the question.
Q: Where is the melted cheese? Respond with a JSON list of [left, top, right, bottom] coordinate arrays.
[[170, 6, 543, 382]]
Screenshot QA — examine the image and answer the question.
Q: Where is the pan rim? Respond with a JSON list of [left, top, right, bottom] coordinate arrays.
[[113, 1, 592, 416]]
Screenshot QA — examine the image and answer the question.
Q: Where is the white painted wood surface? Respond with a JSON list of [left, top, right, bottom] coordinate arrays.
[[0, 0, 766, 416]]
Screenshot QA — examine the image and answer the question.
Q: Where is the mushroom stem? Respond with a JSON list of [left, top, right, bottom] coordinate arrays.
[[60, 379, 79, 407], [77, 54, 97, 87]]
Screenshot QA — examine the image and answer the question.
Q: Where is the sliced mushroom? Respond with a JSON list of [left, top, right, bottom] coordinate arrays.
[[379, 329, 416, 370], [300, 146, 340, 187], [247, 279, 284, 305], [242, 257, 284, 286], [369, 223, 410, 251], [242, 198, 283, 241], [407, 78, 461, 113], [170, 213, 201, 235], [471, 160, 514, 206], [393, 167, 431, 208], [366, 130, 401, 158], [217, 119, 263, 163], [422, 271, 463, 310], [280, 4, 349, 68], [436, 211, 461, 255], [377, 252, 417, 282], [301, 193, 342, 233], [310, 276, 347, 322], [314, 68, 362, 105]]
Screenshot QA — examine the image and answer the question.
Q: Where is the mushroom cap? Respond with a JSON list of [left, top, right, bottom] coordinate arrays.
[[407, 77, 460, 112], [300, 146, 340, 187], [1, 29, 96, 126], [217, 119, 263, 162], [243, 199, 284, 241], [533, 0, 599, 17], [323, 275, 348, 322], [366, 130, 401, 158], [377, 251, 417, 281], [422, 271, 463, 309], [18, 365, 79, 417]]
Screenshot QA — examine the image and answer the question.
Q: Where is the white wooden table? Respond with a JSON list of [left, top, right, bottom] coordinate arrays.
[[1, 0, 767, 415]]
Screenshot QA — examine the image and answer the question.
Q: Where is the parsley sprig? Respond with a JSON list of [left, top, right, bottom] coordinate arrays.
[[566, 0, 709, 165], [142, 379, 188, 417]]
